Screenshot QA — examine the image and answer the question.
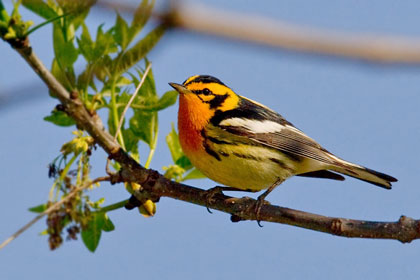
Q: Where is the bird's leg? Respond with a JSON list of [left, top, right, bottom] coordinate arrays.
[[204, 186, 256, 213], [255, 178, 284, 227]]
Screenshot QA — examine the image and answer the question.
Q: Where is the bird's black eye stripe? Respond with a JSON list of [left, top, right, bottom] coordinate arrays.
[[193, 88, 213, 96], [202, 88, 211, 95]]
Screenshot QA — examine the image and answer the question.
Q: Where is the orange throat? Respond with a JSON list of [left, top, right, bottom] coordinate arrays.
[[177, 93, 213, 154]]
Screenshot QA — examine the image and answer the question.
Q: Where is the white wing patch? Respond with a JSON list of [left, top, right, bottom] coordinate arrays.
[[220, 118, 284, 133]]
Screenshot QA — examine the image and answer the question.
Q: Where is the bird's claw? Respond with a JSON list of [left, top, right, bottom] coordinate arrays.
[[254, 196, 270, 227], [202, 186, 226, 213]]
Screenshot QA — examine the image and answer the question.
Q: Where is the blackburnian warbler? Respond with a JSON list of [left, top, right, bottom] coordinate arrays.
[[169, 75, 397, 217]]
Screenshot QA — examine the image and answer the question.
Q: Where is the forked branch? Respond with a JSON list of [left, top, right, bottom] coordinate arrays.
[[5, 35, 420, 245]]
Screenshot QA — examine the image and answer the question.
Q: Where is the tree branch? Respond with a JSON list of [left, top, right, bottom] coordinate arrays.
[[117, 169, 420, 243], [0, 176, 110, 250], [99, 1, 420, 65], [167, 4, 420, 65], [5, 38, 420, 243]]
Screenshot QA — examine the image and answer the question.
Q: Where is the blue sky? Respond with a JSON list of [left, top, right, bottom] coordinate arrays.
[[1, 1, 420, 279]]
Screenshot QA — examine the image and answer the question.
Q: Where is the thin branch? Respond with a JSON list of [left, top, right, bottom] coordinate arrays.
[[5, 36, 420, 243], [11, 40, 121, 157], [96, 199, 129, 213], [98, 1, 420, 65], [168, 4, 420, 64], [113, 62, 152, 141], [0, 176, 110, 250]]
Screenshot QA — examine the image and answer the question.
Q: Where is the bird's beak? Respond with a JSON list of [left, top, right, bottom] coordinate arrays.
[[169, 82, 189, 95]]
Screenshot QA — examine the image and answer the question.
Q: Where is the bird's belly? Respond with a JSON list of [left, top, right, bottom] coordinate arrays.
[[185, 144, 298, 191]]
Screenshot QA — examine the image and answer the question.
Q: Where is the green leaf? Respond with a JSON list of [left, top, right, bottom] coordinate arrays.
[[76, 68, 93, 92], [163, 164, 185, 182], [128, 64, 158, 105], [166, 123, 183, 163], [81, 212, 105, 252], [0, 1, 10, 23], [106, 104, 118, 137], [26, 13, 68, 37], [129, 0, 155, 41], [182, 168, 207, 181], [136, 64, 157, 99], [122, 128, 139, 155], [77, 25, 117, 82], [102, 214, 115, 232], [93, 55, 112, 82], [129, 90, 178, 112], [44, 110, 76, 127], [112, 25, 165, 76], [156, 90, 178, 110], [129, 110, 155, 146], [57, 0, 95, 30], [113, 13, 129, 49], [22, 0, 58, 20], [107, 91, 130, 136], [28, 203, 47, 213], [50, 58, 67, 92], [175, 155, 192, 170], [77, 23, 94, 62], [93, 24, 118, 59], [53, 23, 78, 68]]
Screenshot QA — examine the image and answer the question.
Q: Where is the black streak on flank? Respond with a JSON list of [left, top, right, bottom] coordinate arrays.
[[219, 150, 229, 157], [206, 136, 233, 145], [204, 142, 221, 161], [201, 129, 221, 161], [232, 152, 260, 161], [201, 129, 233, 145], [269, 157, 294, 172]]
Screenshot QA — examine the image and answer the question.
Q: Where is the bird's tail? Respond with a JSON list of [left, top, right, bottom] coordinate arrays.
[[329, 160, 397, 189]]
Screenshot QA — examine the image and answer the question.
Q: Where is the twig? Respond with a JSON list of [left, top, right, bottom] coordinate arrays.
[[96, 199, 129, 213], [0, 176, 110, 250], [113, 63, 152, 141], [169, 4, 420, 64], [5, 34, 420, 243]]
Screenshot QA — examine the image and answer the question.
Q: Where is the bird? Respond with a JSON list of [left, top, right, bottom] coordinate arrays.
[[169, 75, 397, 221]]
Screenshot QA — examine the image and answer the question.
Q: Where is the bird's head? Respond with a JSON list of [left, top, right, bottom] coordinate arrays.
[[169, 75, 240, 113]]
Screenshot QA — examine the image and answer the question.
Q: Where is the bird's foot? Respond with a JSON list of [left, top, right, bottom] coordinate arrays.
[[254, 195, 271, 227], [202, 186, 245, 213], [202, 186, 227, 213]]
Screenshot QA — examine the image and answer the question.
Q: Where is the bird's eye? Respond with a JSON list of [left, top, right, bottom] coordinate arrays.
[[202, 88, 211, 95]]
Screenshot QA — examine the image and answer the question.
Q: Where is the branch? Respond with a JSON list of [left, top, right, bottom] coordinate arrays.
[[98, 1, 420, 65], [11, 39, 121, 157], [0, 176, 110, 250], [117, 170, 420, 243], [168, 4, 420, 64], [5, 37, 420, 243]]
